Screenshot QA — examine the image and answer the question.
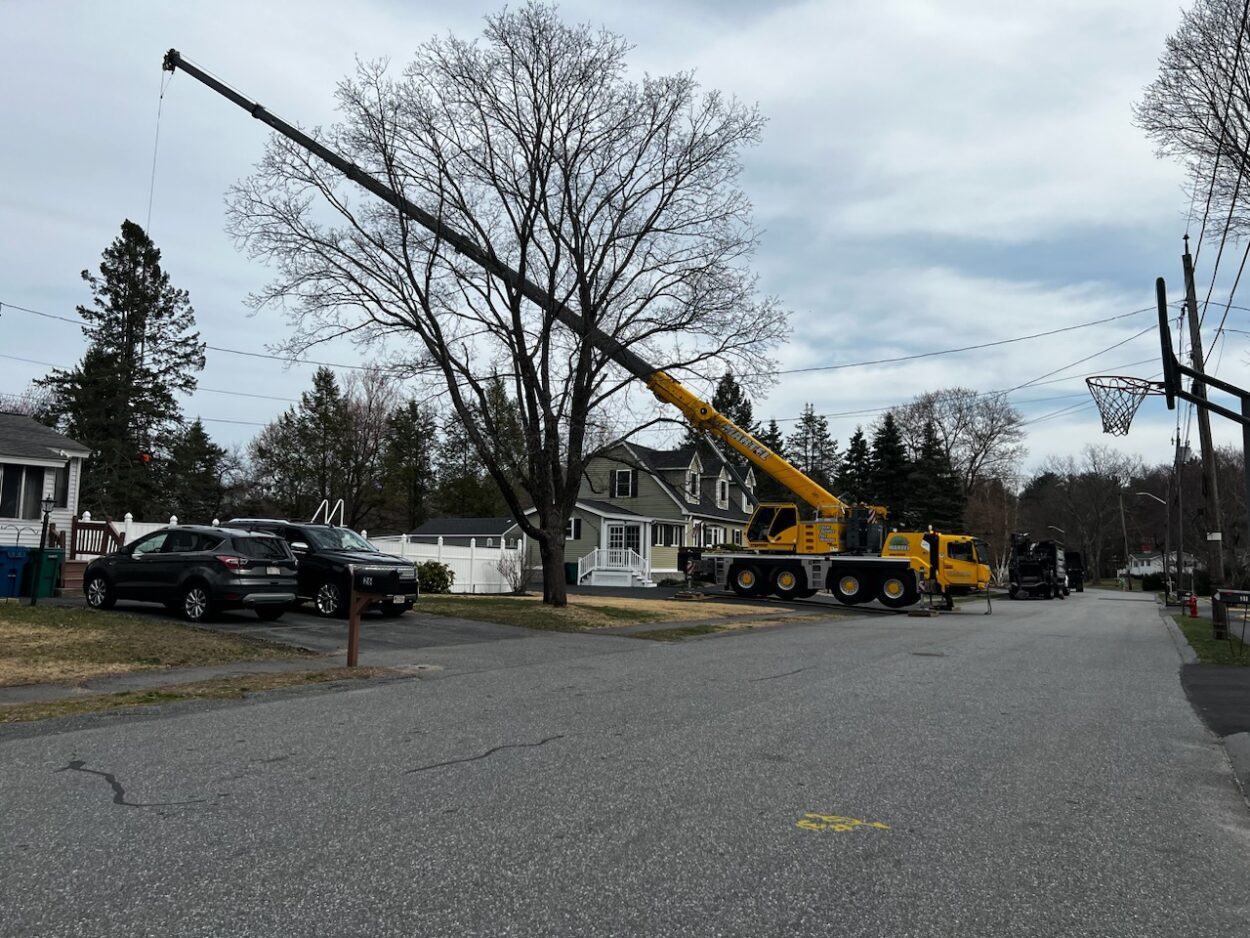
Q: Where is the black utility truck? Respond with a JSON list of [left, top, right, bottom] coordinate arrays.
[[1009, 534, 1068, 600]]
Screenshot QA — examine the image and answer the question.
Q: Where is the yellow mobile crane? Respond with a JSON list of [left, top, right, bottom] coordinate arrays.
[[161, 50, 990, 610]]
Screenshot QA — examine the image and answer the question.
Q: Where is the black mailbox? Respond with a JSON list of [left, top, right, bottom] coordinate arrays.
[[352, 565, 401, 595], [1215, 588, 1250, 605]]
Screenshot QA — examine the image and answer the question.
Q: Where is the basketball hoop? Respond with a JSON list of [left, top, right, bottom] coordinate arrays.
[[1085, 376, 1165, 436]]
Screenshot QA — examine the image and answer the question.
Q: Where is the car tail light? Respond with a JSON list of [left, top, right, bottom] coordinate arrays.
[[216, 555, 247, 571]]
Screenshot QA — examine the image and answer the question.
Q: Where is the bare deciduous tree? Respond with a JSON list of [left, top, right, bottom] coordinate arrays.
[[226, 3, 785, 604], [891, 388, 1026, 494], [1136, 0, 1250, 232]]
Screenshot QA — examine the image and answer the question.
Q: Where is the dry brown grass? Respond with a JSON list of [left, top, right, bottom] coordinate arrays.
[[0, 667, 393, 723], [413, 593, 778, 631], [0, 604, 312, 687]]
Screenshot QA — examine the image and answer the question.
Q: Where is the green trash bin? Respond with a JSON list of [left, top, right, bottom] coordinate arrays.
[[23, 548, 64, 599], [564, 561, 578, 585]]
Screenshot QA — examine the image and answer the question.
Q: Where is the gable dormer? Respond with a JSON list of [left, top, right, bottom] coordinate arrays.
[[715, 467, 730, 510], [684, 452, 703, 504]]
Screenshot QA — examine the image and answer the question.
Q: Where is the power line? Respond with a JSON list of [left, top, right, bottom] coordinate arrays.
[[771, 305, 1155, 376]]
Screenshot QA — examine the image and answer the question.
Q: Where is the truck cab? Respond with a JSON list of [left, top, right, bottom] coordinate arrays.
[[880, 531, 992, 607]]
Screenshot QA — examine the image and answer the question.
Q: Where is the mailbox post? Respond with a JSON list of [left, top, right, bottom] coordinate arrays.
[[346, 563, 402, 667]]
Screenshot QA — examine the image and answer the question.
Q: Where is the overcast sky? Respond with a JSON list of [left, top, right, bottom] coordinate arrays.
[[1, 0, 1244, 474]]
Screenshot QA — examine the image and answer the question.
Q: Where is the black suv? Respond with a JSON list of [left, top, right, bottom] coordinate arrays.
[[221, 519, 418, 617], [83, 525, 298, 622]]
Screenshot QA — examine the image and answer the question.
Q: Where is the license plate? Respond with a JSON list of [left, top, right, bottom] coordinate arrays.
[[267, 566, 281, 575], [393, 594, 406, 603]]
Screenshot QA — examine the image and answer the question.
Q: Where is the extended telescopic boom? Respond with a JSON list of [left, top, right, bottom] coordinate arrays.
[[162, 49, 851, 517]]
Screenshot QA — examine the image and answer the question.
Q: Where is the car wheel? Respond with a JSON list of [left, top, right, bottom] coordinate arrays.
[[315, 579, 347, 618], [85, 574, 116, 610], [181, 582, 213, 623], [770, 566, 806, 600], [255, 606, 286, 622]]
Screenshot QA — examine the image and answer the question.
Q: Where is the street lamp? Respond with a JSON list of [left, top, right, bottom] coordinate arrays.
[[1137, 490, 1171, 603], [29, 495, 55, 608], [1047, 525, 1065, 536]]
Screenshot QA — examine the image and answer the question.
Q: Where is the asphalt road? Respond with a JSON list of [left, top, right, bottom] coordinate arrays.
[[3, 589, 1248, 937]]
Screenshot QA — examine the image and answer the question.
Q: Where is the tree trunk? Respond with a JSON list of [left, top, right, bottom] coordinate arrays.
[[538, 530, 568, 607]]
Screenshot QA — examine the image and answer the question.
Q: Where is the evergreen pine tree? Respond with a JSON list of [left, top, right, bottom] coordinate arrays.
[[906, 419, 966, 530], [785, 404, 840, 493], [754, 418, 790, 501], [39, 220, 205, 517], [869, 413, 911, 522], [382, 400, 439, 531], [159, 419, 228, 522], [838, 426, 872, 502]]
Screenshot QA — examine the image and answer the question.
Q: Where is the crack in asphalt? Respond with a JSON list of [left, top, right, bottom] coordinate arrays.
[[751, 667, 810, 682], [55, 760, 206, 807], [405, 735, 566, 774]]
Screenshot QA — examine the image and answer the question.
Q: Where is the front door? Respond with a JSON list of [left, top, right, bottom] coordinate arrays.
[[606, 523, 642, 566]]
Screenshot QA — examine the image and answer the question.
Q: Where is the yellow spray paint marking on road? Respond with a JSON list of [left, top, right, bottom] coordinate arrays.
[[795, 813, 890, 832]]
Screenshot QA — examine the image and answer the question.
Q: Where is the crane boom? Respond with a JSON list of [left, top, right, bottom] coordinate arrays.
[[161, 49, 851, 518]]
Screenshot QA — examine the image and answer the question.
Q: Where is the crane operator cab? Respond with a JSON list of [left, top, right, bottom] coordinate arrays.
[[745, 503, 887, 555]]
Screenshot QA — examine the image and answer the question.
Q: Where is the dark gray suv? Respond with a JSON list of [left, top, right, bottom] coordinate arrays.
[[82, 525, 298, 622]]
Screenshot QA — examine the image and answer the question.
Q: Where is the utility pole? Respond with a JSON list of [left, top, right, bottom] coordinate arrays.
[[1182, 236, 1226, 587], [1120, 490, 1132, 590], [1174, 436, 1185, 598]]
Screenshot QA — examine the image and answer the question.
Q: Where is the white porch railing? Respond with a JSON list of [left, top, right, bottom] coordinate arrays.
[[577, 547, 646, 583]]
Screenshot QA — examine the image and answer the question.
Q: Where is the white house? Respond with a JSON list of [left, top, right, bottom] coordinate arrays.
[[1118, 551, 1203, 578], [0, 412, 90, 547]]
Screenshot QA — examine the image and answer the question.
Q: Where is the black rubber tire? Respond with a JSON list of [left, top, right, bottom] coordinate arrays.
[[729, 564, 765, 598], [1009, 585, 1020, 600], [797, 589, 819, 599], [831, 570, 870, 605], [85, 573, 116, 610], [314, 578, 348, 618], [878, 574, 916, 609], [770, 565, 806, 601], [255, 606, 286, 621], [180, 582, 213, 623]]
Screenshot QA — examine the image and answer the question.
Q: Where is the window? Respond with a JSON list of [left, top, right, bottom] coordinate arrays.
[[565, 517, 583, 540], [651, 523, 683, 547], [0, 464, 45, 520], [612, 469, 636, 498], [161, 530, 204, 553], [732, 528, 742, 546], [716, 478, 729, 509], [948, 540, 974, 562], [131, 532, 168, 556], [52, 464, 69, 509], [703, 525, 726, 547], [686, 472, 699, 501], [233, 536, 290, 560]]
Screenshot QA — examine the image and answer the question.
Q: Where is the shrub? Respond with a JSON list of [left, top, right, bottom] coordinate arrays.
[[1141, 573, 1166, 592], [416, 561, 454, 594]]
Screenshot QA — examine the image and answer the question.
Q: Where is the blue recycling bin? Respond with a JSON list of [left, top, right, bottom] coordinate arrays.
[[0, 546, 31, 598]]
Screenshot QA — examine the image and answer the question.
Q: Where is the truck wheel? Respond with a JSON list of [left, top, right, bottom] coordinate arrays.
[[1009, 585, 1020, 599], [315, 578, 348, 618], [770, 566, 806, 600], [832, 572, 868, 605], [878, 575, 916, 609], [729, 564, 764, 598], [1042, 585, 1053, 600]]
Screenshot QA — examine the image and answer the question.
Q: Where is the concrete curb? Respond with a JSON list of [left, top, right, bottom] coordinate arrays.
[[1159, 604, 1198, 665], [1224, 732, 1250, 804]]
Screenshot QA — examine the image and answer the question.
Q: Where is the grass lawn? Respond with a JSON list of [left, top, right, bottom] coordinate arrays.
[[412, 593, 779, 632], [0, 667, 393, 724], [1174, 614, 1250, 666], [0, 603, 314, 687]]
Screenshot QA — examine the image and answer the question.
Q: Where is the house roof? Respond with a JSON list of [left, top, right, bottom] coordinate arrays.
[[0, 412, 90, 460], [578, 499, 644, 518], [407, 517, 517, 537], [621, 441, 754, 523]]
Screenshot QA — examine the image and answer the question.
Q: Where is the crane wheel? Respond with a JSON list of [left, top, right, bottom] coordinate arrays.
[[878, 575, 915, 609], [832, 572, 867, 605], [729, 564, 764, 598], [770, 566, 806, 600]]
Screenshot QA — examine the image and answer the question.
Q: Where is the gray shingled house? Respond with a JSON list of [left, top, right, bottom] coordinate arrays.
[[526, 440, 756, 587], [0, 412, 91, 547]]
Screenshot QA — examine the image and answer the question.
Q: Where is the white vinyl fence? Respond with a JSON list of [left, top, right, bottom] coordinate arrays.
[[369, 535, 527, 594]]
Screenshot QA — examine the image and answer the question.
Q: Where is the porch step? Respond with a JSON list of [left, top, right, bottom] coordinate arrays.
[[61, 560, 88, 592]]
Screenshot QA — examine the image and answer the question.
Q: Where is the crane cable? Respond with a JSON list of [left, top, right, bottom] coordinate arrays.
[[146, 70, 173, 235]]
